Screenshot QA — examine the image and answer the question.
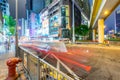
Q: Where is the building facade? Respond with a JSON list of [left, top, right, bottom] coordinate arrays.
[[0, 0, 10, 36], [26, 0, 82, 40], [47, 0, 81, 39], [0, 0, 10, 16], [18, 18, 28, 37], [116, 10, 120, 33]]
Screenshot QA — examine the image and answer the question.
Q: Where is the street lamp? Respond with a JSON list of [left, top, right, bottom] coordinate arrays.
[[15, 0, 18, 57], [72, 0, 75, 43]]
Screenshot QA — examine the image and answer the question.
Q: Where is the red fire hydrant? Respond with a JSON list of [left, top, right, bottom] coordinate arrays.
[[6, 57, 22, 80]]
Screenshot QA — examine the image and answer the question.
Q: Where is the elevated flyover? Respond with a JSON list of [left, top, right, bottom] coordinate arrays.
[[90, 0, 120, 43]]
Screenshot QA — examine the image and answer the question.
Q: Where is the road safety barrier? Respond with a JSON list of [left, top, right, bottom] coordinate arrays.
[[18, 46, 82, 80]]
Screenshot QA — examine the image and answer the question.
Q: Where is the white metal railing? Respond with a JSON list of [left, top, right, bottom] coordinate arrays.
[[18, 46, 82, 80]]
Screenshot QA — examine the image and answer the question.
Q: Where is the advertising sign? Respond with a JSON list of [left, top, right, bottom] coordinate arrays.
[[40, 10, 49, 36]]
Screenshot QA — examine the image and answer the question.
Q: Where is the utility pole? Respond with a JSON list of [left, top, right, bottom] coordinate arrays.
[[72, 0, 75, 43], [15, 0, 18, 57], [114, 11, 117, 34]]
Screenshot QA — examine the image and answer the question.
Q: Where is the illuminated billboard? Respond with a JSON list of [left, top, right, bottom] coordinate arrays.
[[61, 5, 70, 29], [29, 12, 40, 37], [65, 5, 70, 29], [39, 10, 49, 36], [49, 13, 60, 36]]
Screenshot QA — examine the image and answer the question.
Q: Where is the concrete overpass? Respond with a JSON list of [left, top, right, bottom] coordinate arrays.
[[90, 0, 120, 43]]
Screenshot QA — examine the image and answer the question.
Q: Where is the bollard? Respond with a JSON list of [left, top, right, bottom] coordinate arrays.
[[6, 57, 22, 80]]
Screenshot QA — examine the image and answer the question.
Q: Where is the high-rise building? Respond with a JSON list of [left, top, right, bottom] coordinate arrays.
[[18, 18, 27, 37], [45, 0, 53, 7], [0, 0, 10, 29], [76, 0, 90, 19], [0, 0, 10, 16], [47, 0, 81, 39], [26, 0, 89, 40], [0, 9, 3, 23], [116, 10, 120, 33], [0, 0, 10, 38], [0, 11, 2, 31], [26, 0, 45, 13]]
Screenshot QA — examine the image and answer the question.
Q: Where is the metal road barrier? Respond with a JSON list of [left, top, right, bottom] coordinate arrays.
[[18, 46, 82, 80]]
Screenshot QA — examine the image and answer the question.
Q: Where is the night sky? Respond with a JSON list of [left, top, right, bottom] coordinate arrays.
[[89, 0, 93, 6], [105, 5, 120, 34]]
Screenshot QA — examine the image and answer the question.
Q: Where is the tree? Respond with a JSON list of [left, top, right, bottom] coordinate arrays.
[[75, 25, 89, 40], [3, 15, 16, 35], [3, 15, 16, 50]]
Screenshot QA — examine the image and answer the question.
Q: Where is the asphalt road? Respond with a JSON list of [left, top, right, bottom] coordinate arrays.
[[66, 45, 120, 80], [21, 42, 120, 80]]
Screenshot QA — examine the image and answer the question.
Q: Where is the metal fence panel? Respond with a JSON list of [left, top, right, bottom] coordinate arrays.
[[19, 46, 80, 80]]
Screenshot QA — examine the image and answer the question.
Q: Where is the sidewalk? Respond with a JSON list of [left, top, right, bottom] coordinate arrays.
[[0, 52, 15, 80], [0, 44, 27, 80], [67, 43, 120, 50], [0, 44, 15, 79]]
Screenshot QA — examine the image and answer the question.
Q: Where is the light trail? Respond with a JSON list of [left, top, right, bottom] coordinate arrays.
[[22, 44, 91, 72], [57, 56, 91, 72]]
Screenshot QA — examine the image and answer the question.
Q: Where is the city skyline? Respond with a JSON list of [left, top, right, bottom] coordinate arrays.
[[7, 0, 120, 35], [105, 5, 120, 34]]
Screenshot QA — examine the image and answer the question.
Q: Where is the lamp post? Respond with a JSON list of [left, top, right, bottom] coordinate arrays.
[[72, 0, 75, 43], [15, 0, 18, 57]]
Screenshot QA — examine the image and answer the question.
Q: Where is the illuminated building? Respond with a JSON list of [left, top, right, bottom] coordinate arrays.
[[18, 18, 28, 37], [26, 0, 51, 37], [48, 0, 82, 39], [40, 8, 49, 36], [26, 0, 45, 13], [29, 12, 40, 37], [26, 0, 90, 39], [0, 0, 10, 16], [0, 10, 2, 26], [45, 0, 53, 7], [116, 10, 120, 33], [0, 0, 10, 37]]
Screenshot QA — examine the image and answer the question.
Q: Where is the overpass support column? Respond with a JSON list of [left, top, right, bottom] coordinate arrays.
[[92, 29, 96, 41], [98, 19, 104, 43]]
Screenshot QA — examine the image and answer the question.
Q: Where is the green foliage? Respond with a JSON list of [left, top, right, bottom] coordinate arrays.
[[3, 15, 16, 35], [75, 25, 89, 36], [108, 38, 120, 41], [3, 15, 16, 27], [8, 16, 16, 27], [9, 27, 15, 35]]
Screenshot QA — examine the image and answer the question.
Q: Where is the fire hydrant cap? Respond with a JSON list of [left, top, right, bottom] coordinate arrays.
[[6, 57, 22, 66]]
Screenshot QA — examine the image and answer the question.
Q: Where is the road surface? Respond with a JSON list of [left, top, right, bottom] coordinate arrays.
[[21, 42, 120, 80]]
